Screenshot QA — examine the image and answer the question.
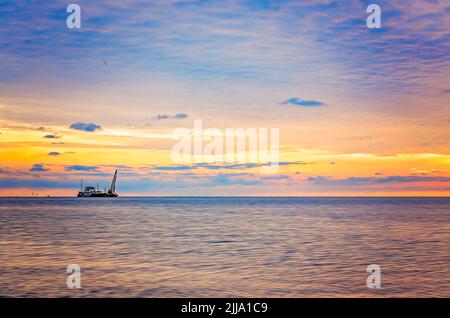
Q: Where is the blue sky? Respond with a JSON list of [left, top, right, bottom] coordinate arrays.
[[1, 0, 448, 92]]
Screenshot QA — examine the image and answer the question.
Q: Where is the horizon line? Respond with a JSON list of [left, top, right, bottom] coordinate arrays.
[[1, 195, 449, 198]]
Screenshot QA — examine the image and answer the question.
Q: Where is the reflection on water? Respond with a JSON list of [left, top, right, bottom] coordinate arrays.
[[0, 197, 449, 297]]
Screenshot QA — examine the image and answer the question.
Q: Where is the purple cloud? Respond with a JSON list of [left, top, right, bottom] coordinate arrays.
[[43, 134, 61, 139], [30, 164, 48, 172]]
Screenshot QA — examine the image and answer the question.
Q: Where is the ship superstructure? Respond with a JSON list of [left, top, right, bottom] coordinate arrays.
[[77, 170, 118, 197]]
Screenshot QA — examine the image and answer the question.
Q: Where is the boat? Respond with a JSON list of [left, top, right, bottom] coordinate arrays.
[[77, 170, 118, 197]]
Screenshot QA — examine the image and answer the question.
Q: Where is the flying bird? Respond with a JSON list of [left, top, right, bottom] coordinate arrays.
[[103, 60, 108, 65]]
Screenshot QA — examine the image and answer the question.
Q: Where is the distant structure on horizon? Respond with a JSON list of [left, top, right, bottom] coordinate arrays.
[[77, 170, 118, 197]]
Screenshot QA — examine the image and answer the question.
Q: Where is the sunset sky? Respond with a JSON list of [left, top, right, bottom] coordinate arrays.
[[0, 0, 449, 196]]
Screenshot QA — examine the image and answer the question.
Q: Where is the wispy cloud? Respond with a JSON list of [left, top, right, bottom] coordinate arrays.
[[308, 175, 450, 186], [65, 165, 98, 171], [410, 168, 440, 176], [69, 122, 102, 132], [154, 165, 193, 171], [154, 161, 307, 171], [0, 0, 448, 94], [48, 152, 61, 156], [281, 97, 323, 107], [0, 178, 75, 189], [154, 113, 189, 120]]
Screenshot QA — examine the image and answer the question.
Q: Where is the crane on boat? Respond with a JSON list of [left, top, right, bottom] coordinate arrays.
[[77, 170, 118, 197]]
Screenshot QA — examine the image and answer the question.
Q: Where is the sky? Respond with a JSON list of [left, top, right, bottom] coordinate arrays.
[[0, 0, 449, 196]]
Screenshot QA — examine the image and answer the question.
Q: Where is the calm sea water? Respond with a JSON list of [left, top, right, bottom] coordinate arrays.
[[0, 197, 449, 297]]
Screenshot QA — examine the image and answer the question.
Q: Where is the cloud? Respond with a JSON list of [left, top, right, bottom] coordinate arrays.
[[0, 178, 75, 189], [154, 165, 193, 171], [307, 176, 332, 183], [48, 152, 61, 156], [0, 0, 448, 98], [154, 113, 189, 120], [281, 97, 323, 107], [30, 164, 48, 172], [410, 168, 440, 176], [154, 161, 306, 171], [43, 134, 62, 139], [173, 113, 189, 119], [307, 175, 450, 186], [65, 165, 98, 171], [198, 161, 306, 169], [195, 172, 292, 187], [200, 172, 263, 186], [0, 169, 291, 193], [69, 122, 102, 132]]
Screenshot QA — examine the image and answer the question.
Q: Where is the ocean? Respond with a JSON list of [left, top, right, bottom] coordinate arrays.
[[0, 197, 449, 297]]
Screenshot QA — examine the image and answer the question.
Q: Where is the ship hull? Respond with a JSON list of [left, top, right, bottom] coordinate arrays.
[[77, 192, 118, 197]]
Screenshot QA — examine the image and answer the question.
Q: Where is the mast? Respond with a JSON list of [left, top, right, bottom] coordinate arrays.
[[80, 179, 83, 192]]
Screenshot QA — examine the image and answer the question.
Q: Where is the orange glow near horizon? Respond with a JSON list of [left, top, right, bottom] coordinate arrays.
[[1, 120, 449, 196]]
